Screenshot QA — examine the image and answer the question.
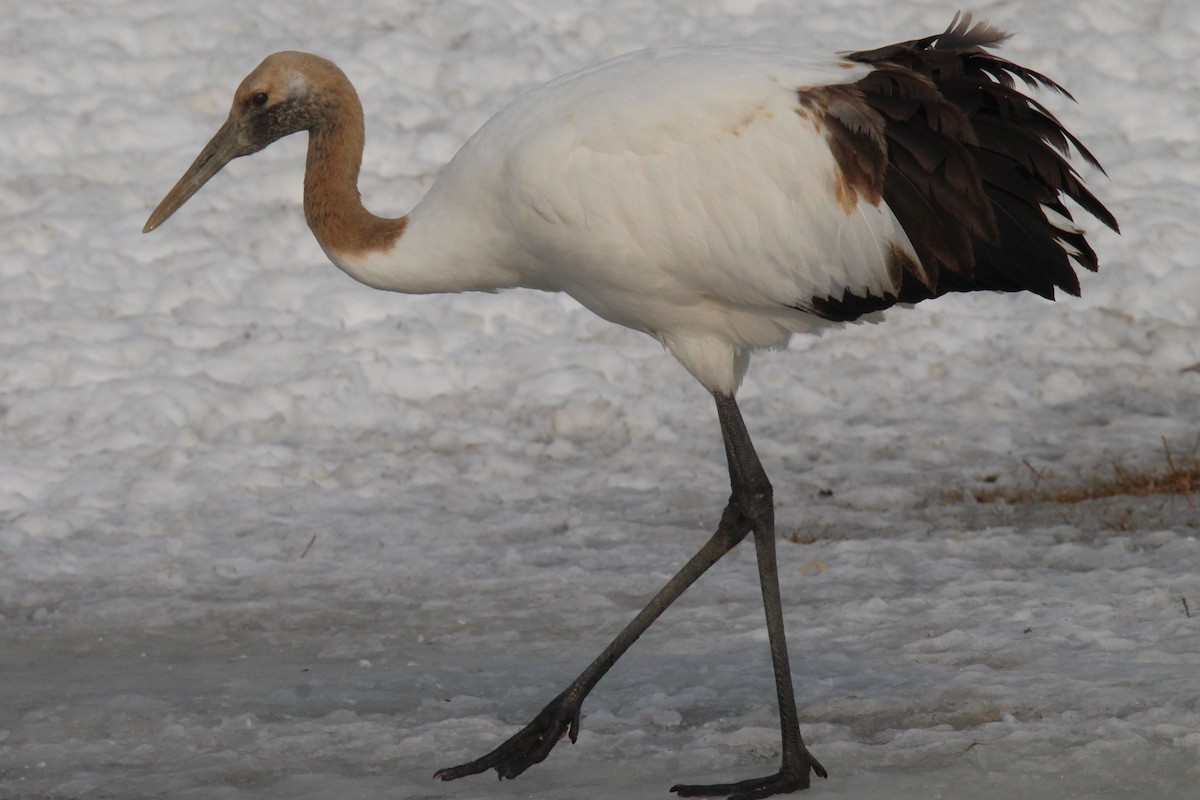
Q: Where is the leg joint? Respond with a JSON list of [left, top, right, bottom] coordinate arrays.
[[731, 474, 773, 521]]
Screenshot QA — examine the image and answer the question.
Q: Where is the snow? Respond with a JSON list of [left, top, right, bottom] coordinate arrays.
[[1, 0, 1198, 798]]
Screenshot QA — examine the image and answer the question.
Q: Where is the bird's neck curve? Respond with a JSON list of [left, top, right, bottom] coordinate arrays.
[[300, 76, 521, 296], [302, 84, 409, 272]]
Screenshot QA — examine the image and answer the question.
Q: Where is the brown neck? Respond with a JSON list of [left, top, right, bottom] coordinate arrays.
[[294, 66, 520, 296], [302, 92, 406, 259]]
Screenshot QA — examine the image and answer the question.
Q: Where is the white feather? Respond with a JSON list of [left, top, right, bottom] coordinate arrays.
[[348, 47, 911, 393]]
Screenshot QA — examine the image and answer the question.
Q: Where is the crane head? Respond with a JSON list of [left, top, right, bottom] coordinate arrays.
[[143, 52, 344, 233]]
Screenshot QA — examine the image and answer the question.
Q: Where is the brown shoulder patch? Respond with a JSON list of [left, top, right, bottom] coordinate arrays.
[[796, 84, 887, 213]]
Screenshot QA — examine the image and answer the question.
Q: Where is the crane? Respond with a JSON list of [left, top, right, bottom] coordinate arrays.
[[144, 13, 1117, 799]]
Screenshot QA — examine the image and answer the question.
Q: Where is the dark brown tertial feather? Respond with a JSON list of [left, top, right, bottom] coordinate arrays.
[[800, 12, 1118, 323]]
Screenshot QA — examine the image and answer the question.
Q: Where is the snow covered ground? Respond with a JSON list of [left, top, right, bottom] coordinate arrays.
[[2, 0, 1198, 798]]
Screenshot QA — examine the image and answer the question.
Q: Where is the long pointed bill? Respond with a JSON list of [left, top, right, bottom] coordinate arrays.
[[143, 117, 244, 233]]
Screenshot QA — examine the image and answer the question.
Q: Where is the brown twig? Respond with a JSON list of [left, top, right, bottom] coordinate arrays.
[[1021, 458, 1048, 495]]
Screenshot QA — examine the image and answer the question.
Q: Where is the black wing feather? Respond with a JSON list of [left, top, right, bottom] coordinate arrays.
[[803, 12, 1117, 322]]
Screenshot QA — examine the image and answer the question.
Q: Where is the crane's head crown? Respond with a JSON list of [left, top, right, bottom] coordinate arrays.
[[144, 52, 353, 233]]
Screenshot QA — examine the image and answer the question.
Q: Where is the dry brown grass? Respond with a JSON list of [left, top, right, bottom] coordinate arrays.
[[972, 437, 1199, 506]]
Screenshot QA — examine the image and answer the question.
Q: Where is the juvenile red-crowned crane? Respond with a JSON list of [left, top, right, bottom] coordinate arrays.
[[144, 13, 1117, 799]]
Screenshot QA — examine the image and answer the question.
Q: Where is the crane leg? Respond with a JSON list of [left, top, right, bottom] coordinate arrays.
[[434, 392, 823, 798], [669, 392, 825, 799]]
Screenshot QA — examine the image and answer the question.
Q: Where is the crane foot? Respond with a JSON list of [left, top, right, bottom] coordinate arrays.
[[434, 690, 581, 782], [670, 751, 826, 800]]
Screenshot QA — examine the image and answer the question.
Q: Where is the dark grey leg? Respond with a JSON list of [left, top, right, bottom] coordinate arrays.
[[435, 392, 822, 799], [671, 393, 824, 799]]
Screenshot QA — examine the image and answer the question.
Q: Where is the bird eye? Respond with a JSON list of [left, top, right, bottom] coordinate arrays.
[[251, 92, 269, 106]]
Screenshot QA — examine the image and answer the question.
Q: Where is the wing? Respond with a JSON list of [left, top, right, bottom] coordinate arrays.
[[479, 46, 916, 325]]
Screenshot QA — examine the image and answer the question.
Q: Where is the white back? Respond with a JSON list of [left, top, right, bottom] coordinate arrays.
[[398, 46, 914, 391]]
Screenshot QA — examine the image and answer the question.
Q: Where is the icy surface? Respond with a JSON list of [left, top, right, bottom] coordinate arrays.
[[2, 1, 1198, 798]]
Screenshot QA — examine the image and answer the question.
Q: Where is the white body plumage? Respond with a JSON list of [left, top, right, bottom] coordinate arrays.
[[337, 47, 915, 393]]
